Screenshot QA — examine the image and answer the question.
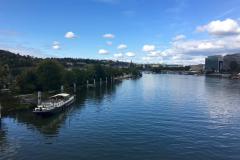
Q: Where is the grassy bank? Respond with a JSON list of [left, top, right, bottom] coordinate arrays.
[[0, 93, 34, 114]]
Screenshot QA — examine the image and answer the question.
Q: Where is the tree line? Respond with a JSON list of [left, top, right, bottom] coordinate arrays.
[[0, 50, 141, 93], [16, 60, 141, 93]]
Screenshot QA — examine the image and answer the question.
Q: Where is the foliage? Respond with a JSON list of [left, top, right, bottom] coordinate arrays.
[[229, 61, 239, 72], [36, 60, 64, 91], [148, 65, 191, 73], [1, 49, 142, 93], [16, 69, 38, 93], [0, 64, 10, 88]]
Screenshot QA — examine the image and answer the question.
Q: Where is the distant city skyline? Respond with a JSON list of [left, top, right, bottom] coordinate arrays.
[[1, 0, 240, 64]]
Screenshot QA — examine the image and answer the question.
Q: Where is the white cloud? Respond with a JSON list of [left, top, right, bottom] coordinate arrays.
[[0, 43, 52, 57], [141, 56, 163, 64], [125, 52, 135, 57], [103, 33, 115, 39], [138, 19, 240, 64], [173, 34, 186, 41], [166, 38, 240, 55], [114, 53, 124, 58], [157, 35, 240, 65], [65, 31, 76, 39], [197, 19, 240, 36], [52, 41, 60, 50], [166, 55, 206, 65], [98, 49, 109, 55], [142, 44, 156, 52], [106, 41, 113, 46], [117, 44, 127, 50], [147, 51, 160, 57], [142, 56, 152, 62]]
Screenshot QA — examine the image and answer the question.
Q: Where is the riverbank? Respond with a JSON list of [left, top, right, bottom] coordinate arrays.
[[0, 93, 34, 114], [2, 74, 240, 160], [205, 73, 240, 79], [0, 73, 140, 114]]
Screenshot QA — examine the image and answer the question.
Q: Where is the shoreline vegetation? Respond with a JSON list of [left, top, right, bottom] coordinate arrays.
[[1, 49, 239, 114], [0, 50, 141, 113]]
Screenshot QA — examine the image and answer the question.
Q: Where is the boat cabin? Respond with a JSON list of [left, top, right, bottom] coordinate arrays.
[[49, 93, 71, 101]]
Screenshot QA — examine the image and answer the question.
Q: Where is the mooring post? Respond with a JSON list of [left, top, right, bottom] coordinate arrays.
[[100, 78, 102, 85], [0, 103, 1, 128], [87, 80, 89, 88], [106, 77, 108, 84], [73, 83, 76, 93], [94, 79, 96, 86], [37, 91, 42, 105], [0, 103, 2, 119], [61, 85, 64, 93]]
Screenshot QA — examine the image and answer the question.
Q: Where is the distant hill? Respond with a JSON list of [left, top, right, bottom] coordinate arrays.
[[0, 50, 40, 68], [0, 49, 131, 70]]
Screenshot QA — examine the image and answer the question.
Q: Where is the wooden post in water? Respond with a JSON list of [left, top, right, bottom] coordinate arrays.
[[73, 83, 76, 93], [87, 80, 89, 88], [61, 85, 64, 93], [38, 91, 42, 105], [106, 77, 108, 84], [0, 103, 1, 128], [0, 103, 2, 119], [100, 78, 102, 85], [94, 79, 96, 86]]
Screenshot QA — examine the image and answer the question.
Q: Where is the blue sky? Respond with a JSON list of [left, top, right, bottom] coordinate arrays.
[[1, 0, 240, 64]]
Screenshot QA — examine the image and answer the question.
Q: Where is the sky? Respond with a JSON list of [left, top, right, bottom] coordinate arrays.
[[1, 0, 240, 64]]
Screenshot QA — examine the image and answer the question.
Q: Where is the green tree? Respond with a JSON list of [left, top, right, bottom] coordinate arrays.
[[0, 64, 10, 88], [36, 60, 64, 91], [93, 64, 106, 79], [229, 61, 239, 72], [63, 70, 76, 87], [17, 69, 38, 93]]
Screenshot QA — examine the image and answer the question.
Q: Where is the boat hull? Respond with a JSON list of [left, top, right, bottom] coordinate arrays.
[[33, 96, 75, 116]]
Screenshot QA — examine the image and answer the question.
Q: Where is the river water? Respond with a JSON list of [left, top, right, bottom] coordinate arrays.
[[1, 74, 240, 160]]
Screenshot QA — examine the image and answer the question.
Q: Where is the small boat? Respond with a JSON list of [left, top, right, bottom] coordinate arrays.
[[33, 93, 75, 115]]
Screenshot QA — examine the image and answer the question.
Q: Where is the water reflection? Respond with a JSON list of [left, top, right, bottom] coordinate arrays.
[[204, 78, 240, 122], [0, 82, 121, 138], [1, 75, 240, 160]]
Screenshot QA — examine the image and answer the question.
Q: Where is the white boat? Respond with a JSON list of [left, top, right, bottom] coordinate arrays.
[[33, 93, 75, 115]]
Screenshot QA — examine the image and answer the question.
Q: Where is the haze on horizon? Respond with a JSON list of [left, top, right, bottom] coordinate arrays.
[[1, 0, 240, 65]]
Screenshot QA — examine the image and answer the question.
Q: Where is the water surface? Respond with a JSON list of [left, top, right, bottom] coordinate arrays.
[[1, 74, 240, 160]]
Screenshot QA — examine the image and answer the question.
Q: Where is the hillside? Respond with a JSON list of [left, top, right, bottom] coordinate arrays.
[[0, 50, 131, 71]]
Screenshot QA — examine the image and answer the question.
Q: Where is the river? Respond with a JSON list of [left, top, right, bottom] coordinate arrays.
[[1, 74, 240, 160]]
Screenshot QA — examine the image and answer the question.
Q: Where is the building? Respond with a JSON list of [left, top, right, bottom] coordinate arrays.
[[163, 64, 184, 68], [223, 53, 240, 71], [205, 55, 223, 72], [151, 64, 161, 68], [190, 64, 204, 72]]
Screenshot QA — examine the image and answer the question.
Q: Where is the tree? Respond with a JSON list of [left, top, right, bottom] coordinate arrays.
[[63, 70, 76, 87], [36, 60, 64, 91], [229, 61, 239, 72], [93, 64, 106, 79], [0, 64, 10, 88], [17, 69, 38, 93]]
